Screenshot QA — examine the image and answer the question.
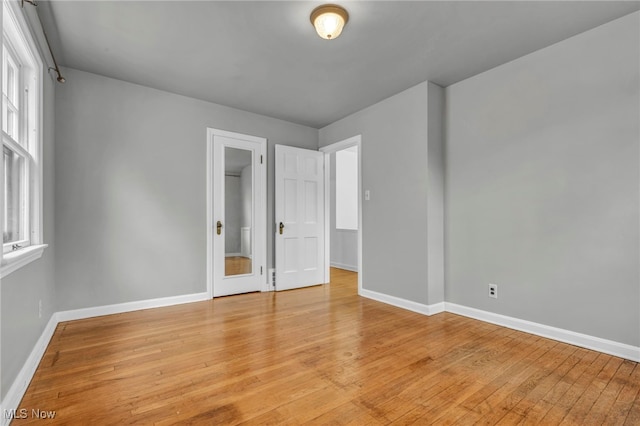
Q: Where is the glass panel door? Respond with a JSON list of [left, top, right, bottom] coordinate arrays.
[[210, 128, 266, 298]]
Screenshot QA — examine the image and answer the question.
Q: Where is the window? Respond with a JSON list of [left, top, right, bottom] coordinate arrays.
[[335, 146, 358, 230], [1, 1, 46, 277]]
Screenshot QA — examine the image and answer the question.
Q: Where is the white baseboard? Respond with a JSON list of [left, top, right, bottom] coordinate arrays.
[[330, 262, 358, 272], [1, 314, 58, 426], [57, 292, 209, 322], [1, 292, 209, 425], [357, 290, 639, 362], [360, 288, 445, 316], [445, 303, 640, 362]]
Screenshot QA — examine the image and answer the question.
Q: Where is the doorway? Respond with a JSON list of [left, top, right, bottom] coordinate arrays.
[[321, 135, 363, 294], [207, 128, 267, 297]]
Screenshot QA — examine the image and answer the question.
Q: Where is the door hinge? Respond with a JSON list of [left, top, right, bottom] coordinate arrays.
[[260, 266, 263, 275], [260, 155, 263, 164]]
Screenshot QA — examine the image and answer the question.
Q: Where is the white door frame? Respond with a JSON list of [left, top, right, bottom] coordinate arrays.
[[320, 135, 363, 294], [206, 128, 268, 298]]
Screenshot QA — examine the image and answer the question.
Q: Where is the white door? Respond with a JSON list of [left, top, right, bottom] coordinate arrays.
[[209, 129, 266, 297], [275, 145, 325, 291]]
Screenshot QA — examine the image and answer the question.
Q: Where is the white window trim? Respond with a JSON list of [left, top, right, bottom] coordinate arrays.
[[1, 243, 46, 278], [1, 0, 46, 278]]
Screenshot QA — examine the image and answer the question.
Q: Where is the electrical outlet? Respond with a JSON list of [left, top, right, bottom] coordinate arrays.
[[488, 284, 498, 299], [38, 300, 42, 318], [269, 268, 276, 289]]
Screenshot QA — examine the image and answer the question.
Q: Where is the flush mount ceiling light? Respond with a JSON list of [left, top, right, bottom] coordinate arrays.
[[310, 4, 349, 40]]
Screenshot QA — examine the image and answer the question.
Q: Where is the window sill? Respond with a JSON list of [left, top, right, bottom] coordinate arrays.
[[1, 244, 48, 279]]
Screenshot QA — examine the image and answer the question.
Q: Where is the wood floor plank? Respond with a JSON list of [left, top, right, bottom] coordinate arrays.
[[588, 359, 636, 424], [519, 347, 596, 425], [496, 345, 587, 424], [12, 268, 639, 425], [559, 355, 624, 425], [418, 335, 548, 424], [445, 338, 559, 422], [622, 363, 640, 426], [307, 401, 385, 425], [538, 352, 611, 424], [379, 328, 535, 423]]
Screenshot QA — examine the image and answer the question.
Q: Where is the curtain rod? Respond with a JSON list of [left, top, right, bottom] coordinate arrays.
[[21, 0, 65, 83]]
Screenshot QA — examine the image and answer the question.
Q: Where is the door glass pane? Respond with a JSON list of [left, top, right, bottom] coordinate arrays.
[[3, 146, 25, 244], [224, 147, 253, 276]]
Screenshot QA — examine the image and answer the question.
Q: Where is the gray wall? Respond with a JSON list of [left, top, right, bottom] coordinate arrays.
[[54, 68, 317, 311], [320, 81, 445, 305], [1, 5, 57, 400], [445, 12, 640, 346], [330, 151, 358, 271]]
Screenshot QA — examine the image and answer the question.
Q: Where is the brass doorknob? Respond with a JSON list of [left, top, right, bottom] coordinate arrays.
[[279, 222, 284, 235], [217, 221, 223, 235]]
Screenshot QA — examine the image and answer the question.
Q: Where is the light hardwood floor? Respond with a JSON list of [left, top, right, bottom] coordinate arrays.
[[14, 268, 640, 424]]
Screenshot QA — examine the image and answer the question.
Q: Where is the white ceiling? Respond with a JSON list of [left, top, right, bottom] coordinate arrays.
[[38, 1, 640, 128]]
